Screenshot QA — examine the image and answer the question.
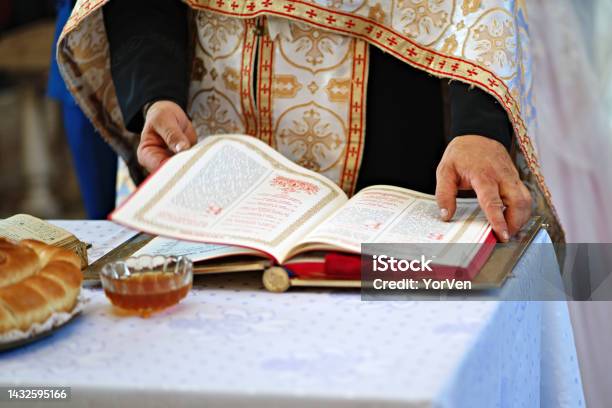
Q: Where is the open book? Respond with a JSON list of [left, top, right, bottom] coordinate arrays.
[[111, 135, 494, 280], [0, 214, 89, 269]]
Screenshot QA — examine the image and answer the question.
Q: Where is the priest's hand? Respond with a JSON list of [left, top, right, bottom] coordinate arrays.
[[137, 100, 197, 172], [435, 135, 532, 243]]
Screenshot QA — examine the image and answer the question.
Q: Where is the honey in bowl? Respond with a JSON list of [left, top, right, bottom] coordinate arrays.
[[100, 256, 192, 317]]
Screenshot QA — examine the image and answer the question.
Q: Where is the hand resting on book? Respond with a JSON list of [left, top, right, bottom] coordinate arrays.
[[435, 135, 532, 243]]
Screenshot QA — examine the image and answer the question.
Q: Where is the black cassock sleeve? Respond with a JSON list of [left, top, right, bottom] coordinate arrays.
[[103, 0, 189, 133], [449, 81, 513, 151], [357, 47, 514, 193]]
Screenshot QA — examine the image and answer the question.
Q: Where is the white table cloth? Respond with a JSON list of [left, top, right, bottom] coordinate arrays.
[[0, 222, 585, 407]]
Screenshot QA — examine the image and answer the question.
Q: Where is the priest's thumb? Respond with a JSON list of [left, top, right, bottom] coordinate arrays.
[[146, 100, 195, 154]]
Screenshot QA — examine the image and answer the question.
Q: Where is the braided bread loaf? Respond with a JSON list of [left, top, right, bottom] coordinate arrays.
[[0, 238, 82, 334]]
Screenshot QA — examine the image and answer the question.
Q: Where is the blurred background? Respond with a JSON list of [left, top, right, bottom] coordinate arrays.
[[0, 0, 84, 219]]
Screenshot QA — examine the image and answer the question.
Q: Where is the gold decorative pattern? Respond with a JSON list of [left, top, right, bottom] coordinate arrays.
[[462, 0, 481, 16], [196, 10, 244, 59], [191, 90, 243, 136], [222, 67, 240, 91], [192, 57, 207, 81], [256, 29, 276, 146], [441, 34, 458, 54], [239, 18, 258, 135], [307, 80, 320, 94], [392, 0, 454, 46], [257, 17, 368, 195], [279, 21, 352, 73], [324, 78, 351, 102], [340, 38, 368, 194], [315, 0, 368, 13], [463, 9, 516, 79], [187, 10, 251, 138], [277, 104, 344, 172], [367, 3, 386, 22], [272, 75, 303, 98]]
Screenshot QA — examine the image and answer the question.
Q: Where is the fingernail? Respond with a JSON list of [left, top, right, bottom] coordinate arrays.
[[502, 231, 510, 242], [440, 208, 449, 220], [175, 142, 187, 152]]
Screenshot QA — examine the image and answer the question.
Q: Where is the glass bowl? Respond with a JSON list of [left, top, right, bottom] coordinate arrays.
[[100, 255, 193, 317]]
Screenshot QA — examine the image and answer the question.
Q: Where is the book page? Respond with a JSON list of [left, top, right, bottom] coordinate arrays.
[[296, 186, 491, 260], [133, 237, 259, 262], [111, 135, 348, 262], [49, 220, 138, 264], [0, 214, 73, 246]]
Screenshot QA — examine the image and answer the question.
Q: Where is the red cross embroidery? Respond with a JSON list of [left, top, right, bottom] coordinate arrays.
[[231, 1, 239, 10], [345, 20, 356, 28], [387, 37, 398, 46], [467, 68, 478, 76], [365, 25, 374, 34], [348, 146, 359, 156], [261, 85, 270, 94], [407, 48, 417, 57], [451, 63, 460, 71], [306, 9, 317, 18], [351, 124, 361, 134], [262, 0, 272, 7], [247, 2, 256, 11], [505, 94, 512, 104], [354, 78, 363, 87], [352, 102, 361, 112], [355, 54, 364, 65], [284, 4, 295, 12], [438, 61, 446, 69], [425, 56, 434, 65], [262, 62, 271, 71], [375, 30, 383, 39], [216, 0, 224, 7], [326, 15, 337, 24], [488, 78, 499, 88]]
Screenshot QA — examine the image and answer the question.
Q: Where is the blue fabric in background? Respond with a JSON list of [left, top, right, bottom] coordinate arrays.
[[48, 0, 117, 219]]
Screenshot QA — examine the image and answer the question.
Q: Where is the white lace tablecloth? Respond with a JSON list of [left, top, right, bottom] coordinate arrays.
[[0, 223, 584, 407]]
